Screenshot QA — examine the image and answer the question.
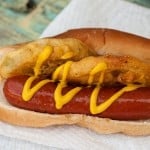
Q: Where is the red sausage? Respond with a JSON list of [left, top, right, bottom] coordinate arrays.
[[3, 75, 150, 120]]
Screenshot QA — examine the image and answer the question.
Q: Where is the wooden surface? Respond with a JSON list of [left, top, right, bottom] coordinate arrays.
[[0, 0, 149, 47], [0, 0, 70, 47]]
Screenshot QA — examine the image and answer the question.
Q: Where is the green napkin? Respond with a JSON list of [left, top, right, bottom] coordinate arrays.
[[127, 0, 150, 8]]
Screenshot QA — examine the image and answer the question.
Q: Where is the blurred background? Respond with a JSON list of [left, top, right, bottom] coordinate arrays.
[[0, 0, 70, 46], [0, 0, 149, 47]]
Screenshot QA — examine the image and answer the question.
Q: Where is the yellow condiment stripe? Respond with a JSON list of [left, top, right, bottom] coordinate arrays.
[[98, 71, 105, 85], [22, 46, 52, 101], [90, 84, 141, 114], [52, 65, 64, 81], [61, 61, 72, 81], [22, 45, 141, 115], [61, 51, 74, 59], [34, 46, 53, 76], [54, 82, 82, 109], [53, 61, 82, 109], [88, 62, 107, 85], [22, 77, 50, 101]]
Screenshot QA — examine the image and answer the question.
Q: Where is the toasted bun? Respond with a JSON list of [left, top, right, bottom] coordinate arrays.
[[55, 28, 150, 63], [0, 28, 150, 136]]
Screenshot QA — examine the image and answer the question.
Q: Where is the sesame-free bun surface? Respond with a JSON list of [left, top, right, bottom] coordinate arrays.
[[55, 28, 150, 63], [0, 28, 150, 136], [0, 80, 149, 136]]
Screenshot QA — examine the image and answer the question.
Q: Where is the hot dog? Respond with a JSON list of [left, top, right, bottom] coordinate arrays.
[[4, 75, 150, 120], [0, 28, 150, 136]]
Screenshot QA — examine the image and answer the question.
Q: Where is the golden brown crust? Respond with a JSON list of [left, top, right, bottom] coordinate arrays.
[[55, 28, 150, 63], [55, 55, 150, 86], [0, 28, 150, 135], [0, 38, 92, 78]]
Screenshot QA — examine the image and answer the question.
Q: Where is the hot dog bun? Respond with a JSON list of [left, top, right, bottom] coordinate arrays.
[[0, 28, 150, 136]]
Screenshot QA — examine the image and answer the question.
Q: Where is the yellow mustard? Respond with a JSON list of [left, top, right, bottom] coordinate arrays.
[[22, 46, 52, 101], [34, 46, 53, 76], [22, 46, 141, 115], [52, 61, 82, 109], [88, 62, 107, 85], [90, 84, 141, 114], [88, 62, 140, 114], [61, 51, 74, 59]]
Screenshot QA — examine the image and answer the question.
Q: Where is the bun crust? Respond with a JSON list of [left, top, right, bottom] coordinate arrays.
[[55, 28, 150, 63], [0, 28, 150, 136], [0, 96, 149, 136]]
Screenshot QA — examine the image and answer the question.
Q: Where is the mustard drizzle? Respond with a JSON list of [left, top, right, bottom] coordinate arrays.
[[90, 84, 141, 114], [52, 61, 82, 109], [22, 46, 141, 114], [88, 62, 107, 85], [22, 46, 52, 101]]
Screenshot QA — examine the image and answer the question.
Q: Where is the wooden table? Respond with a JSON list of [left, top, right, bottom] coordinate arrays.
[[0, 0, 69, 47], [0, 0, 149, 47]]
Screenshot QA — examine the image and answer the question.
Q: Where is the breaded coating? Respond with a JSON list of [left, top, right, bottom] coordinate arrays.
[[0, 38, 93, 78], [0, 38, 149, 86], [55, 56, 150, 86]]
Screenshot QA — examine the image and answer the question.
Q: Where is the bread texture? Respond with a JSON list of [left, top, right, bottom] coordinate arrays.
[[0, 28, 150, 136], [55, 28, 150, 63], [0, 80, 149, 136]]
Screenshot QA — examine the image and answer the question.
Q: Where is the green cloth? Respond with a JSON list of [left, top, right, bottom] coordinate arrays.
[[127, 0, 150, 8], [0, 0, 70, 46]]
